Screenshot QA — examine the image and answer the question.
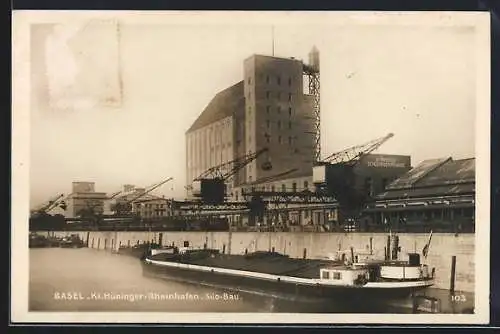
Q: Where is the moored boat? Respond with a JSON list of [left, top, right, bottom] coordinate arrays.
[[29, 233, 62, 248], [59, 234, 85, 248], [141, 244, 435, 303], [29, 233, 50, 248]]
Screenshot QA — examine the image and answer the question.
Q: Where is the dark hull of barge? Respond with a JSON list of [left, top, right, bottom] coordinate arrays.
[[141, 251, 431, 303], [117, 243, 163, 258]]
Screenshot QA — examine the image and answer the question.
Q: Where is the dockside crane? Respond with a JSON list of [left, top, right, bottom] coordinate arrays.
[[102, 190, 124, 215], [190, 148, 271, 205], [29, 193, 69, 231], [178, 167, 312, 229], [313, 133, 395, 220], [107, 190, 123, 200], [240, 168, 338, 227], [244, 168, 298, 188], [112, 177, 174, 215], [30, 193, 67, 217], [322, 133, 394, 165]]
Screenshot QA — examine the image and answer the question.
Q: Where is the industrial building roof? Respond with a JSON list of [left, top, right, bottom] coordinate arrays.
[[386, 157, 450, 190], [375, 183, 475, 200], [376, 157, 475, 200], [416, 158, 474, 187], [187, 81, 244, 133]]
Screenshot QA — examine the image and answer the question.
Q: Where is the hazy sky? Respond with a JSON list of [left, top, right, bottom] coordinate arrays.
[[27, 12, 478, 206]]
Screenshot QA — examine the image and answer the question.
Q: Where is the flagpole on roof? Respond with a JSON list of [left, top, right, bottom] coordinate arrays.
[[272, 25, 275, 57]]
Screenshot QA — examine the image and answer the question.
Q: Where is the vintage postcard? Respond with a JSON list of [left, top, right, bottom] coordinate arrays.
[[11, 11, 490, 324]]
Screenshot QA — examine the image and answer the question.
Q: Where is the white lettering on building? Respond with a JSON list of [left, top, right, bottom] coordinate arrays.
[[365, 157, 407, 168]]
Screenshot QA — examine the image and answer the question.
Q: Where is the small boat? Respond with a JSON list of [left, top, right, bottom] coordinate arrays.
[[29, 233, 50, 248], [29, 233, 61, 248], [141, 245, 435, 303], [59, 234, 85, 248]]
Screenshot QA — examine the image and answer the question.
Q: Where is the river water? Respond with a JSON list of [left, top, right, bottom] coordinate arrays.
[[29, 248, 474, 314]]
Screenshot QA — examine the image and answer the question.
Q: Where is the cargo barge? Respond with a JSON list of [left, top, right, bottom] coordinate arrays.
[[141, 246, 435, 303]]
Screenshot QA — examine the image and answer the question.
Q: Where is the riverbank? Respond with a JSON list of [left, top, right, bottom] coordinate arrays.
[[33, 230, 475, 293]]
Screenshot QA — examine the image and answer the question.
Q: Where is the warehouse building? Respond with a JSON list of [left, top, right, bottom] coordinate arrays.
[[109, 184, 172, 218], [363, 157, 475, 233], [65, 181, 107, 218], [130, 197, 171, 219]]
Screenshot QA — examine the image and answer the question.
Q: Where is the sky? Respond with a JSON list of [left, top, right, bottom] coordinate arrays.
[[27, 12, 479, 207]]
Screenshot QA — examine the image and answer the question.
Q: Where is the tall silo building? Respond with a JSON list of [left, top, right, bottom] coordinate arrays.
[[186, 50, 318, 200]]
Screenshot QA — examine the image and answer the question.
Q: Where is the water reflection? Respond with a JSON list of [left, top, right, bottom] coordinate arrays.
[[29, 248, 474, 313]]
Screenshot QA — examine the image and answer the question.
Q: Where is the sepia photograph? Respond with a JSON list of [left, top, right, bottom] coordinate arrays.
[[11, 11, 490, 324]]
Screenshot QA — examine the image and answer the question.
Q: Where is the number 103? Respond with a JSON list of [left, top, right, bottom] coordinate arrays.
[[451, 294, 467, 302]]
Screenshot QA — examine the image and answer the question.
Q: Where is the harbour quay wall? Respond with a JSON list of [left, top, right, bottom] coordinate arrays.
[[47, 231, 475, 293]]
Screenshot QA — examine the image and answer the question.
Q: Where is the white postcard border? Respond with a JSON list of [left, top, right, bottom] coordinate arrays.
[[11, 10, 491, 325]]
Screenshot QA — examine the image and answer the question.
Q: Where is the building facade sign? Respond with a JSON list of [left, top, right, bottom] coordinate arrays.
[[361, 155, 411, 169]]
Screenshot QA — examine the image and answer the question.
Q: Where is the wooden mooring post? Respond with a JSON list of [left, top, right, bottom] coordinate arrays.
[[385, 235, 391, 260], [450, 255, 457, 293]]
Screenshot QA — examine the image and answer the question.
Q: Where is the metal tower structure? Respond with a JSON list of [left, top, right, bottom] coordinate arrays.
[[303, 46, 321, 163]]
